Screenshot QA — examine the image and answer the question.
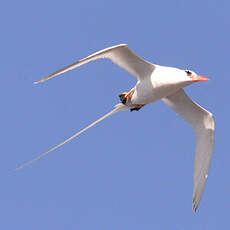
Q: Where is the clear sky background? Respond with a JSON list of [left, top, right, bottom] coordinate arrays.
[[1, 0, 229, 229]]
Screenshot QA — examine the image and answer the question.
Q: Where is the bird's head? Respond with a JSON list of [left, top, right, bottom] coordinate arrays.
[[184, 69, 210, 82]]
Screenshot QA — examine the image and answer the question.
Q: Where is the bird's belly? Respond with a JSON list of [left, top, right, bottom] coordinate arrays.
[[131, 80, 181, 105]]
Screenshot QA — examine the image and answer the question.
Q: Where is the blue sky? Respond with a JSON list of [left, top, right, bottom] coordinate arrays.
[[1, 0, 229, 229]]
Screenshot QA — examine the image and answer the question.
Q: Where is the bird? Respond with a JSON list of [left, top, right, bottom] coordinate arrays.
[[18, 44, 215, 212]]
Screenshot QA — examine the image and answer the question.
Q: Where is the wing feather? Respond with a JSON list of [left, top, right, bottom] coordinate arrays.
[[35, 44, 154, 84], [162, 89, 215, 212]]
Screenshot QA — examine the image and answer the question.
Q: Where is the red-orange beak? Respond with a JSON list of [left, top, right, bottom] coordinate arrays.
[[190, 75, 210, 82]]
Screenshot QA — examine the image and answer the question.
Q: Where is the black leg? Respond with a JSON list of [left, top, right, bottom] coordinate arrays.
[[130, 107, 141, 112]]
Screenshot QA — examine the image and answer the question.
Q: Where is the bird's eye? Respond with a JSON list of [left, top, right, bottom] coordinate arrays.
[[185, 70, 192, 76]]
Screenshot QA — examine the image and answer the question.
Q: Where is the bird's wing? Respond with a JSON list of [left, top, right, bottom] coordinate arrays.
[[34, 44, 155, 84], [162, 89, 215, 212], [16, 103, 128, 170]]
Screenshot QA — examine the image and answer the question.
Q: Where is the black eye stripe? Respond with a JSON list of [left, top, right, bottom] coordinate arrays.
[[185, 70, 192, 75]]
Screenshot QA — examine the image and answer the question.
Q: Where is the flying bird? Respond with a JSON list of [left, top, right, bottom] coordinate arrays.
[[18, 44, 215, 212]]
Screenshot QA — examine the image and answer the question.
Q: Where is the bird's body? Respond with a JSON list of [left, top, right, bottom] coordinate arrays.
[[19, 44, 215, 212], [130, 65, 191, 105]]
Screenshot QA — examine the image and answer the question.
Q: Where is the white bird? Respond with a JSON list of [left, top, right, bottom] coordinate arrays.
[[18, 44, 215, 212]]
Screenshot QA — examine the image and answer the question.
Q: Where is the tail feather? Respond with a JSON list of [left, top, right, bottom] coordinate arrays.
[[16, 103, 128, 170]]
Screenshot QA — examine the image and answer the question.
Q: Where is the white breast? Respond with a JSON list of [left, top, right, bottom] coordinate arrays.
[[131, 65, 192, 105]]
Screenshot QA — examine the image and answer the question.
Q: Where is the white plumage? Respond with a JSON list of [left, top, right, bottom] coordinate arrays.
[[18, 44, 215, 212]]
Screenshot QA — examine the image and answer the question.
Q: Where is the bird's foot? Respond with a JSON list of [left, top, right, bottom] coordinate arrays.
[[130, 104, 145, 112], [119, 89, 135, 104]]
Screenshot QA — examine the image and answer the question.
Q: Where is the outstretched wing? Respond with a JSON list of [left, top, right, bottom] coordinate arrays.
[[35, 44, 155, 84], [162, 89, 215, 212], [16, 103, 128, 170]]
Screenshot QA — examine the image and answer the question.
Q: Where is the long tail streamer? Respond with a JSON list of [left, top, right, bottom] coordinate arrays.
[[16, 103, 128, 170]]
